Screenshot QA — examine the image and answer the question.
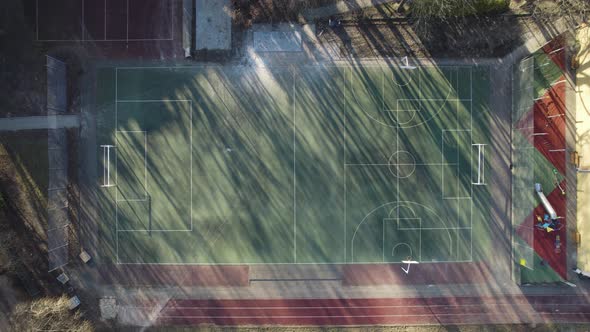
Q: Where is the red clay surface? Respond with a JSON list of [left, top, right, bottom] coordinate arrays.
[[533, 79, 567, 175], [32, 0, 183, 59], [533, 181, 567, 279], [513, 36, 568, 279], [151, 295, 590, 326], [542, 36, 567, 72], [515, 182, 567, 279], [342, 262, 490, 285], [515, 79, 567, 174], [97, 264, 249, 286]]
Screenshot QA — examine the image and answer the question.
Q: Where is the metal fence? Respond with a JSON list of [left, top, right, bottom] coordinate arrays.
[[46, 55, 70, 272]]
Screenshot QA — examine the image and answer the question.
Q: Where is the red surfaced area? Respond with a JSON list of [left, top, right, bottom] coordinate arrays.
[[341, 262, 489, 285], [542, 36, 567, 72], [34, 0, 183, 59], [533, 181, 567, 279], [533, 79, 567, 175], [516, 182, 567, 279], [152, 295, 590, 326], [98, 265, 249, 286]]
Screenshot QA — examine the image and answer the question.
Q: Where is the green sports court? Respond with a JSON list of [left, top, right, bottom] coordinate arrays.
[[95, 64, 491, 265]]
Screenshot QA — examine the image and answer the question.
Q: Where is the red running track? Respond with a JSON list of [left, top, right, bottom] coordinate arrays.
[[153, 295, 590, 326]]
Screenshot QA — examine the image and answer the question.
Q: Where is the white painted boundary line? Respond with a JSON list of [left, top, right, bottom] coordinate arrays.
[[116, 260, 477, 266], [345, 163, 457, 167], [35, 0, 174, 42], [293, 69, 297, 263], [344, 67, 348, 263]]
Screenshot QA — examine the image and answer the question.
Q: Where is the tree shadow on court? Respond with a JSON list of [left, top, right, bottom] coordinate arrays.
[[87, 59, 552, 325]]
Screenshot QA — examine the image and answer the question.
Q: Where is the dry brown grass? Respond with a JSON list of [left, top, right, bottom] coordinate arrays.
[[9, 295, 93, 331]]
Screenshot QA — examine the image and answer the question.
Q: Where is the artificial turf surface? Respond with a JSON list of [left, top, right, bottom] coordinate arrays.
[[94, 64, 491, 265]]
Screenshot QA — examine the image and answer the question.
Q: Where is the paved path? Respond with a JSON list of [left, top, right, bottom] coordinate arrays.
[[576, 24, 590, 271], [0, 114, 80, 131]]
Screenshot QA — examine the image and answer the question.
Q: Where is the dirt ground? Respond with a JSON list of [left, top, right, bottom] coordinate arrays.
[[0, 131, 67, 300], [315, 4, 532, 58], [0, 275, 26, 330]]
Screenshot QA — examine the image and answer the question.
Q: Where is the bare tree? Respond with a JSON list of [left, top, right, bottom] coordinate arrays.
[[9, 296, 93, 332], [408, 0, 509, 37], [530, 0, 589, 27]]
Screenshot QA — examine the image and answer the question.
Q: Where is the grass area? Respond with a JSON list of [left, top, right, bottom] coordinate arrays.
[[95, 64, 491, 265]]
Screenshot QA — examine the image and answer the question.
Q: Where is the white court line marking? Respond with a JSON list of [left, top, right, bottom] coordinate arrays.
[[395, 227, 472, 230], [82, 0, 85, 41], [38, 38, 174, 42], [349, 66, 460, 129], [116, 198, 148, 202], [470, 67, 474, 261], [346, 163, 457, 166], [36, 0, 39, 41], [344, 67, 349, 263], [391, 243, 413, 261], [104, 0, 107, 40], [36, 0, 174, 42], [115, 68, 119, 263], [114, 65, 477, 265], [126, 0, 129, 42], [293, 69, 297, 263], [119, 229, 192, 233], [346, 65, 475, 264], [116, 260, 477, 265]]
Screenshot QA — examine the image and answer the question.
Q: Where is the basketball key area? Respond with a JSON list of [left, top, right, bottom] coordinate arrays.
[[94, 64, 492, 267]]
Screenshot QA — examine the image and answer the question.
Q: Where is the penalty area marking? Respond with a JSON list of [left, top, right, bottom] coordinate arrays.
[[113, 98, 193, 263]]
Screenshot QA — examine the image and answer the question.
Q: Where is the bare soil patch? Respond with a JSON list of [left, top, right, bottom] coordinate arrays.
[[316, 4, 529, 58]]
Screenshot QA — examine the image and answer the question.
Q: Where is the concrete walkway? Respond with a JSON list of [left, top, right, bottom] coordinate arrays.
[[575, 24, 590, 271], [0, 114, 80, 131]]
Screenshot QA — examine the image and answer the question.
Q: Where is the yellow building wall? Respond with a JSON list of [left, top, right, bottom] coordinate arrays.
[[576, 25, 590, 271]]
